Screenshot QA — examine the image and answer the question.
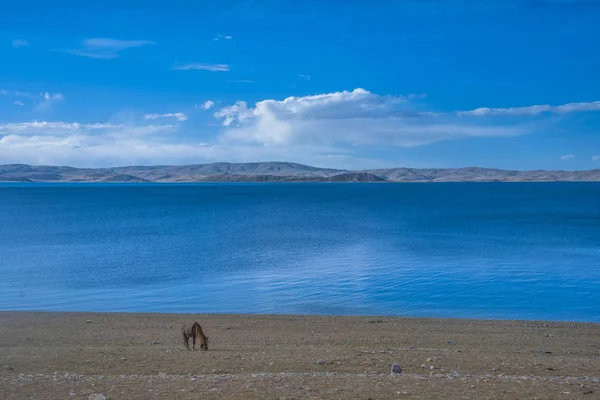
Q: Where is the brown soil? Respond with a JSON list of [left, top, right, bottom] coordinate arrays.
[[1, 312, 598, 399]]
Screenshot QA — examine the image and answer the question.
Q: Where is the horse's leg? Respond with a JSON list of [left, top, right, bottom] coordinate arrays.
[[183, 333, 189, 349], [192, 335, 196, 350]]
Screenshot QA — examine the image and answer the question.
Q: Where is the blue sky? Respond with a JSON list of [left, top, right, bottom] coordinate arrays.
[[1, 0, 599, 170]]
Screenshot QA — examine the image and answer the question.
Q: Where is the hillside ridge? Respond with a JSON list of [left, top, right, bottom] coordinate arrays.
[[1, 162, 599, 182]]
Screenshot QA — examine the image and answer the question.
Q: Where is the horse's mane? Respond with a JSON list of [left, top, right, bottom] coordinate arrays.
[[192, 322, 207, 339]]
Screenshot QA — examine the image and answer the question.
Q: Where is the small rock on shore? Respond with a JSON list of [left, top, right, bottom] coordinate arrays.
[[391, 363, 402, 374]]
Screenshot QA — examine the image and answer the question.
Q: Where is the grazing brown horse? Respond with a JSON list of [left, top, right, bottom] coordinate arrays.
[[181, 322, 209, 350]]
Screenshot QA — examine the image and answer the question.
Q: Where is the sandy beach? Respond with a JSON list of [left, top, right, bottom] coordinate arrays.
[[1, 312, 598, 399]]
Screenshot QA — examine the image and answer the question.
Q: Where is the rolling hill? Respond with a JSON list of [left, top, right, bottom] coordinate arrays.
[[1, 162, 599, 182]]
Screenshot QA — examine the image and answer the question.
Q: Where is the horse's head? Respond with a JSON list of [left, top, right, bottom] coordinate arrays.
[[203, 336, 209, 350]]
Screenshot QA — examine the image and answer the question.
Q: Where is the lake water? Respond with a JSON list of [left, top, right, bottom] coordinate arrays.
[[0, 182, 599, 322]]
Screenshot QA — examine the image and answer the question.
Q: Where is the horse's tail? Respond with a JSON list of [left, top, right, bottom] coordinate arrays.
[[182, 330, 188, 349]]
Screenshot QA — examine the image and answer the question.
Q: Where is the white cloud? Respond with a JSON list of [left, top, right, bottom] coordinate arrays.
[[215, 88, 406, 125], [199, 101, 215, 110], [0, 121, 178, 140], [173, 63, 230, 72], [0, 120, 288, 167], [297, 74, 311, 81], [0, 133, 200, 167], [1, 89, 38, 100], [213, 88, 526, 147], [0, 131, 373, 169], [215, 101, 250, 126], [83, 38, 155, 50], [1, 89, 65, 108], [227, 79, 254, 83], [12, 39, 30, 48], [458, 101, 600, 116], [61, 38, 155, 59], [560, 154, 575, 160], [2, 88, 598, 169], [42, 92, 64, 101], [143, 113, 188, 122], [0, 121, 120, 135], [213, 34, 233, 41], [592, 155, 600, 162], [36, 92, 65, 109], [0, 116, 375, 168]]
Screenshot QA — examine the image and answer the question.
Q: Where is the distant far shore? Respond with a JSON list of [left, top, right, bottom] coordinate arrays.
[[1, 311, 598, 399], [1, 162, 600, 183]]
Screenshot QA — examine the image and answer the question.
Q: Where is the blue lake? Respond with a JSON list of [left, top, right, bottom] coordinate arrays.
[[0, 182, 599, 322]]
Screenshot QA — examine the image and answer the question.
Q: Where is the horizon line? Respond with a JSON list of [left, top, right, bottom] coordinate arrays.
[[1, 162, 600, 173]]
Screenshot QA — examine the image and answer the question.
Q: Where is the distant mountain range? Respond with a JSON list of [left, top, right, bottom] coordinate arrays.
[[1, 162, 599, 182]]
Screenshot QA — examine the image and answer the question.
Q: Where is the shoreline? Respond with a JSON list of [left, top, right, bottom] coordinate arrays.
[[2, 311, 598, 399], [2, 309, 599, 324]]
